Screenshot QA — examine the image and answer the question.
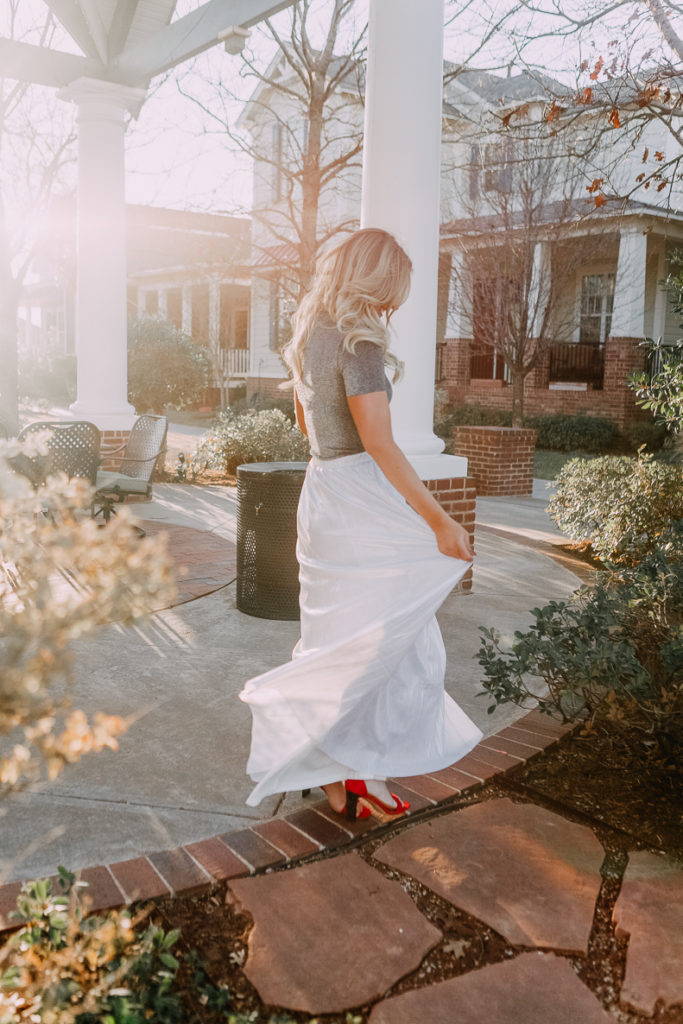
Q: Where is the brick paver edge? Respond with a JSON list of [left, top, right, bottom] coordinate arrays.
[[0, 709, 577, 933]]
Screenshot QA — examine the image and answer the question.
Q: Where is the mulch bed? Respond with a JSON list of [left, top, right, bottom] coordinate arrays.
[[152, 723, 683, 1023], [504, 722, 683, 860]]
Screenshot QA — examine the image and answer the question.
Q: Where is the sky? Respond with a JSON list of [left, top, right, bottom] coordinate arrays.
[[2, 0, 680, 218]]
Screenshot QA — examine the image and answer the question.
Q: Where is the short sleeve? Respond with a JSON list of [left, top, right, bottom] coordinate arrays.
[[340, 340, 387, 397]]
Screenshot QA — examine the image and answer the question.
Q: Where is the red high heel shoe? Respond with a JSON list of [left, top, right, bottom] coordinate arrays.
[[344, 780, 410, 822], [301, 787, 371, 822]]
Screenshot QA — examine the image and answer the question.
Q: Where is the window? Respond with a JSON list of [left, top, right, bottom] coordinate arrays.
[[269, 276, 296, 351], [470, 143, 512, 199], [45, 308, 66, 353], [219, 284, 250, 349], [144, 290, 158, 315], [579, 274, 614, 346], [483, 143, 512, 194]]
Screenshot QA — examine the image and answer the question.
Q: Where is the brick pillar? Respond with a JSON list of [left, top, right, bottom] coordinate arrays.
[[100, 428, 130, 470], [452, 425, 537, 497], [424, 474, 476, 592], [529, 346, 550, 390], [604, 336, 645, 427], [442, 337, 471, 393]]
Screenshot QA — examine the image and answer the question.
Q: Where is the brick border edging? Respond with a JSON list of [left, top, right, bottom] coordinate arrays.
[[0, 709, 578, 932]]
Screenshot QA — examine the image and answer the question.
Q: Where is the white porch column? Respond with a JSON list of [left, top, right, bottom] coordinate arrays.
[[446, 248, 473, 340], [361, 0, 465, 478], [182, 285, 193, 335], [529, 242, 551, 337], [58, 78, 145, 428], [610, 226, 648, 338], [651, 244, 668, 342]]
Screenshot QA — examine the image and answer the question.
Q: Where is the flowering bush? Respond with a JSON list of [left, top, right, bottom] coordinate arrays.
[[193, 408, 310, 476], [0, 867, 301, 1022], [0, 869, 235, 1023], [0, 435, 176, 795], [547, 452, 683, 564]]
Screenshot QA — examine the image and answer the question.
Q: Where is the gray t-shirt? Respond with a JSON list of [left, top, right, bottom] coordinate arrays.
[[296, 316, 392, 460]]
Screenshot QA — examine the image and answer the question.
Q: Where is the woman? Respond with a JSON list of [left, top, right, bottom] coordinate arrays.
[[239, 228, 483, 821]]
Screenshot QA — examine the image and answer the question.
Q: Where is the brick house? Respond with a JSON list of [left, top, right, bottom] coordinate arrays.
[[20, 202, 251, 401], [241, 60, 683, 426]]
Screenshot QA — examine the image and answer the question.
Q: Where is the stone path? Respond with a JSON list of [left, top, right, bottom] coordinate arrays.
[[216, 795, 683, 1022], [613, 851, 683, 1016]]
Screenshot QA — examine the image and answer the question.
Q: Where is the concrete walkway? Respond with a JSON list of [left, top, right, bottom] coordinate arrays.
[[2, 477, 681, 1021], [0, 481, 583, 884]]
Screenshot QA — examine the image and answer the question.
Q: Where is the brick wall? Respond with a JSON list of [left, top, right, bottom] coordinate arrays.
[[452, 426, 537, 497], [100, 429, 130, 471], [441, 338, 471, 388], [443, 336, 647, 429], [424, 475, 476, 592]]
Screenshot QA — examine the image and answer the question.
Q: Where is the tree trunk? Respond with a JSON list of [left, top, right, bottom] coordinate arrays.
[[0, 272, 20, 437], [298, 88, 325, 298], [510, 367, 525, 428]]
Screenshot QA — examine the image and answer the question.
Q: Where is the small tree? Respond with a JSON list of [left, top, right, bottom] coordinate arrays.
[[448, 133, 597, 426], [177, 0, 365, 303], [628, 249, 683, 454], [127, 316, 210, 414], [0, 435, 175, 796], [478, 0, 683, 207]]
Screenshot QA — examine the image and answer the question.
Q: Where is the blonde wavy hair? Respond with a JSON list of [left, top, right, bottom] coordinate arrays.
[[282, 228, 412, 387]]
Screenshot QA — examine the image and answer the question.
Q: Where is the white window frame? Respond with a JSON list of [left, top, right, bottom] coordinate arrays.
[[572, 265, 616, 344]]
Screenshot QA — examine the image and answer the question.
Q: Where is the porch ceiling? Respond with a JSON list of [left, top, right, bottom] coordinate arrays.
[[1, 0, 294, 89]]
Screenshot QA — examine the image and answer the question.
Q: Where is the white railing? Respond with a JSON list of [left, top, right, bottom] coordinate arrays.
[[216, 348, 250, 380]]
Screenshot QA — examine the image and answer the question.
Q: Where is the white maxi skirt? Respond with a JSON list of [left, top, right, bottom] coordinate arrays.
[[239, 452, 484, 806]]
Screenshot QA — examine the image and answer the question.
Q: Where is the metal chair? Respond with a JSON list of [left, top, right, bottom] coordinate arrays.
[[93, 415, 167, 529], [13, 420, 101, 488]]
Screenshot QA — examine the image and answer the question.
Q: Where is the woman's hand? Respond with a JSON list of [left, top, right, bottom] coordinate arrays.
[[433, 517, 473, 562]]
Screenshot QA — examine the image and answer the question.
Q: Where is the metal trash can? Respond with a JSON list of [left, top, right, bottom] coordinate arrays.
[[236, 461, 309, 620]]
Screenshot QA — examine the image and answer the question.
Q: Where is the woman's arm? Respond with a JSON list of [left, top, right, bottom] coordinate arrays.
[[294, 390, 308, 437], [347, 391, 473, 562]]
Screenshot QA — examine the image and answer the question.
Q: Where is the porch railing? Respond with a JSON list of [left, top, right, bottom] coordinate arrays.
[[217, 348, 250, 379], [549, 342, 604, 389]]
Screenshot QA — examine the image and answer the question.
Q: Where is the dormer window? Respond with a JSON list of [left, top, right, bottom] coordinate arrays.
[[469, 142, 513, 200]]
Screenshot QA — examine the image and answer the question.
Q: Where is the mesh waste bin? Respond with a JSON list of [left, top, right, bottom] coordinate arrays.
[[236, 461, 309, 620]]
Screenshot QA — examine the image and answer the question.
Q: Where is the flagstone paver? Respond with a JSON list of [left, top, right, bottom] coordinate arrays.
[[612, 850, 683, 1015], [375, 797, 604, 951], [368, 951, 614, 1024], [228, 851, 441, 1014]]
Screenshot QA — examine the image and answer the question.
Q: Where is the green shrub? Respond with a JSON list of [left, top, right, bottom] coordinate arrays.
[[194, 408, 310, 475], [548, 452, 683, 564], [526, 413, 620, 453], [18, 350, 76, 406], [435, 403, 512, 452], [0, 868, 259, 1022], [128, 316, 209, 414], [621, 419, 669, 454], [477, 529, 683, 762], [435, 406, 623, 455], [229, 391, 296, 423]]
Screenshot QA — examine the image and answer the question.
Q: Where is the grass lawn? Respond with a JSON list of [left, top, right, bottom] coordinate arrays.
[[533, 449, 599, 480]]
